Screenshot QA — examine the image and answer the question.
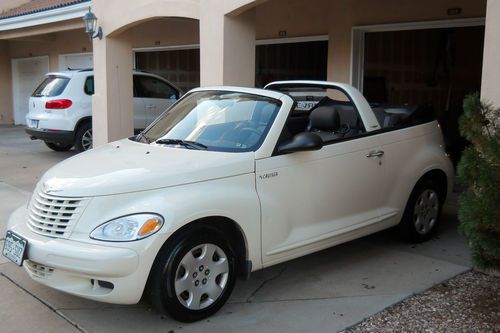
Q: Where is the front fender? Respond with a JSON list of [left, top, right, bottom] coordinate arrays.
[[70, 173, 261, 268]]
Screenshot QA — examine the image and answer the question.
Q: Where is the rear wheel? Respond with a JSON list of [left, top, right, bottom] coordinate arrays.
[[399, 179, 443, 243], [149, 229, 237, 322], [75, 122, 93, 153], [44, 141, 73, 152]]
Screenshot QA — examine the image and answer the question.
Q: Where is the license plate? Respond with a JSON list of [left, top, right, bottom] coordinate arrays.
[[2, 231, 27, 266], [27, 119, 39, 129], [296, 101, 318, 111]]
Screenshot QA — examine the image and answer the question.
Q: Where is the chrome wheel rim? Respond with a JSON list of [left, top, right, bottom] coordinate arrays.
[[174, 243, 229, 310], [81, 129, 93, 151], [413, 189, 439, 235]]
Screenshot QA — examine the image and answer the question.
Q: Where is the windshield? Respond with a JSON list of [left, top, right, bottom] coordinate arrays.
[[32, 76, 70, 97], [139, 91, 281, 152]]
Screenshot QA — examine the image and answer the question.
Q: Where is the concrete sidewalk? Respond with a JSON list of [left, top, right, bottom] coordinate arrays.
[[0, 126, 471, 333]]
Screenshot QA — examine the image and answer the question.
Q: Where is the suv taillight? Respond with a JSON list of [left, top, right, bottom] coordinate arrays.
[[45, 99, 73, 109]]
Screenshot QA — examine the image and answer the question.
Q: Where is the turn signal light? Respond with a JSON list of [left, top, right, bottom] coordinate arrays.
[[138, 217, 163, 237], [45, 99, 73, 109]]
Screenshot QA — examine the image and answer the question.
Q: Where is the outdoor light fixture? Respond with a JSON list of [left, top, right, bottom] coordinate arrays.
[[83, 8, 102, 40]]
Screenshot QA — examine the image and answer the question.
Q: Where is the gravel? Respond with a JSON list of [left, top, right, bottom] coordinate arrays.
[[342, 270, 500, 333]]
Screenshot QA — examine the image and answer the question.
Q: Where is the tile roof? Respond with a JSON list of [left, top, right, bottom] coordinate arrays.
[[0, 0, 90, 20]]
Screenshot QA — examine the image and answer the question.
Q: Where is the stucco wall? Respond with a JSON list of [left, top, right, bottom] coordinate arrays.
[[481, 0, 500, 106], [129, 18, 199, 48], [8, 29, 92, 71]]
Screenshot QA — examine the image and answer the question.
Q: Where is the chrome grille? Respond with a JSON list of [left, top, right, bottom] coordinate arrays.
[[27, 190, 88, 238]]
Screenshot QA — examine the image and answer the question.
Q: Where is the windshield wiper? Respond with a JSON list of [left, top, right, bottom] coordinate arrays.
[[155, 139, 207, 150], [136, 132, 152, 144]]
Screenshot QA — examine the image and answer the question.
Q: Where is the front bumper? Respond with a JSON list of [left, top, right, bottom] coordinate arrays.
[[25, 127, 74, 145], [6, 206, 159, 304]]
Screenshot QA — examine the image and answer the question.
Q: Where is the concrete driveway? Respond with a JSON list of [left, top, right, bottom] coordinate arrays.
[[0, 125, 471, 333]]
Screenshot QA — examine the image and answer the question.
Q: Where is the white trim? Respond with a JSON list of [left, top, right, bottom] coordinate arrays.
[[132, 35, 330, 54], [351, 17, 486, 90], [0, 2, 90, 32], [133, 44, 200, 53], [256, 35, 328, 46]]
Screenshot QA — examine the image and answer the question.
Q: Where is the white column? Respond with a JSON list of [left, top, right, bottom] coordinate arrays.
[[200, 1, 256, 87], [481, 0, 500, 106], [91, 33, 134, 147]]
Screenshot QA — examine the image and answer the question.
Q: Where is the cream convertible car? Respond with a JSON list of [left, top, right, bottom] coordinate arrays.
[[4, 81, 453, 322]]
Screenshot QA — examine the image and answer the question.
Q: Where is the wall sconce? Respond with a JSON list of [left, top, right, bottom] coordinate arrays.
[[83, 8, 103, 40]]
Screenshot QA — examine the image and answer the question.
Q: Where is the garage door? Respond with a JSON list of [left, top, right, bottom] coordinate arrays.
[[255, 39, 328, 87], [12, 56, 49, 125], [59, 53, 93, 71]]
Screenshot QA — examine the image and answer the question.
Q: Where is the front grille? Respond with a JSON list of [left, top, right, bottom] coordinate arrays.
[[24, 260, 55, 279], [27, 190, 88, 238]]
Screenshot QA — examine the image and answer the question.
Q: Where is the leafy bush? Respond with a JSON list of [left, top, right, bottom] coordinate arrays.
[[457, 93, 500, 270]]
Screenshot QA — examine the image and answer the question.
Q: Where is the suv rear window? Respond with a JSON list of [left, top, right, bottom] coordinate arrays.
[[32, 76, 70, 97]]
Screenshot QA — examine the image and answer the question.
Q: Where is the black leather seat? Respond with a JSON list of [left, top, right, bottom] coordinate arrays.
[[307, 106, 342, 142]]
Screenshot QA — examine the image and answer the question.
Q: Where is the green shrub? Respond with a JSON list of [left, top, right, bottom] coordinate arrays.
[[457, 93, 500, 270]]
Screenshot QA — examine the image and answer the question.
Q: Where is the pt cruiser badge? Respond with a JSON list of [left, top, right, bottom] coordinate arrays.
[[259, 172, 278, 180]]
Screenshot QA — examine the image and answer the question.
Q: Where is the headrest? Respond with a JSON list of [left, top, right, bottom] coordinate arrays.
[[309, 106, 340, 132]]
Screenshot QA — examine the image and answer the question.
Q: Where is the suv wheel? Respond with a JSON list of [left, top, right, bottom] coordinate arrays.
[[75, 122, 93, 153], [44, 141, 73, 152], [149, 229, 237, 322]]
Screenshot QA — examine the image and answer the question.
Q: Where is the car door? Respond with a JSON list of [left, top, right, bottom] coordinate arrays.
[[256, 125, 386, 266], [134, 75, 179, 127]]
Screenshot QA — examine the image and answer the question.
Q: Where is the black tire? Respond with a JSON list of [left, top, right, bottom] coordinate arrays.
[[149, 228, 237, 322], [399, 178, 443, 243], [44, 141, 73, 152], [75, 122, 93, 153]]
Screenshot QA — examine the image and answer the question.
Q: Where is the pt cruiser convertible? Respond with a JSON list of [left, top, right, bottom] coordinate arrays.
[[4, 81, 453, 322]]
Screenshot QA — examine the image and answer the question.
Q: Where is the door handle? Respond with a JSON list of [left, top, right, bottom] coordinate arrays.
[[366, 150, 385, 158], [146, 104, 156, 109]]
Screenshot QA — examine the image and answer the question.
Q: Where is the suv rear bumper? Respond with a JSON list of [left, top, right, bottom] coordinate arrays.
[[25, 127, 74, 144]]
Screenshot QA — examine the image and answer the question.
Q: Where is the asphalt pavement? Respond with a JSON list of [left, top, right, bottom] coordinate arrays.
[[0, 125, 471, 333]]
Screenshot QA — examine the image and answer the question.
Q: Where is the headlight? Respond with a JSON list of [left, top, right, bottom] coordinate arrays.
[[90, 213, 163, 242]]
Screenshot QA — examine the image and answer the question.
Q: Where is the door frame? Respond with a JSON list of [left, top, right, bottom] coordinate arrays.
[[350, 17, 485, 92], [11, 55, 49, 125]]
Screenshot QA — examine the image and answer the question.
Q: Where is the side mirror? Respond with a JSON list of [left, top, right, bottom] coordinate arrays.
[[278, 132, 323, 154]]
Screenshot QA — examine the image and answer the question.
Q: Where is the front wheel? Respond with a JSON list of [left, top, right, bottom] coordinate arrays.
[[44, 141, 73, 152], [149, 230, 237, 322], [75, 122, 93, 153], [399, 179, 443, 243]]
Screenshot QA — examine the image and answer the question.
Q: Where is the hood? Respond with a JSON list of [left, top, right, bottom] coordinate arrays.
[[39, 139, 255, 197]]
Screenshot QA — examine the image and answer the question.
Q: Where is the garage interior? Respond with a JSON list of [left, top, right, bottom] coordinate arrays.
[[363, 26, 485, 164]]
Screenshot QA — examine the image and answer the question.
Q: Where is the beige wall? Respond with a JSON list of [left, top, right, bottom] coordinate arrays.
[[129, 18, 199, 48], [200, 0, 256, 86], [8, 29, 92, 71], [93, 0, 199, 37], [0, 40, 13, 124], [481, 0, 500, 106]]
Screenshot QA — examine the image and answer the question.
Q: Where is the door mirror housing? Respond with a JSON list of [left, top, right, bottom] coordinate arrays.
[[278, 132, 323, 154]]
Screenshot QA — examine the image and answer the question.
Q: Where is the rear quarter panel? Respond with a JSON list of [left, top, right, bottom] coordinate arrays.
[[378, 121, 454, 225]]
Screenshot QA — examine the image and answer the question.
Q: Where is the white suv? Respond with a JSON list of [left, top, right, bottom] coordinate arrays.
[[25, 69, 181, 152]]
